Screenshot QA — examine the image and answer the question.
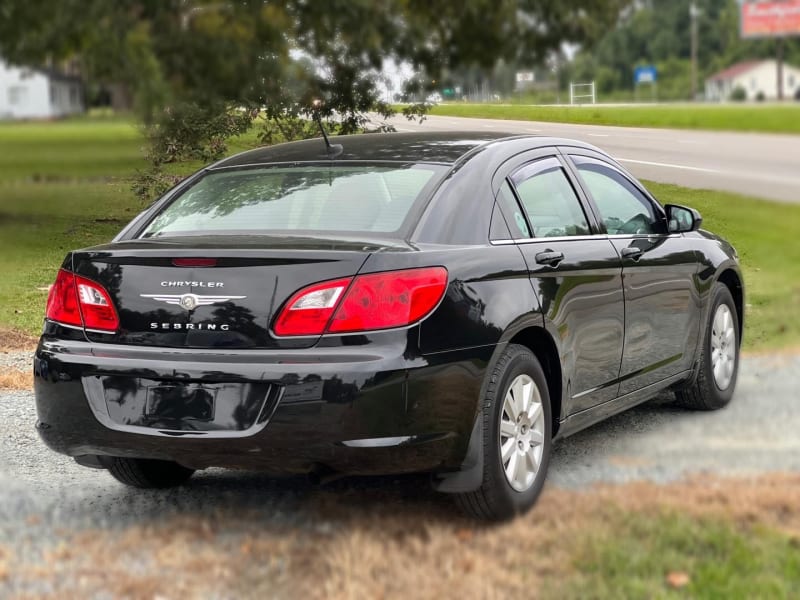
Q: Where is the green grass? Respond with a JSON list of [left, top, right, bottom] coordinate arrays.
[[0, 117, 798, 350], [564, 510, 800, 598], [0, 118, 145, 182], [427, 103, 800, 134]]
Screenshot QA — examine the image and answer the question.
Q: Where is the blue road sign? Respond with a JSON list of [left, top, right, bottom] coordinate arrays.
[[634, 65, 657, 85]]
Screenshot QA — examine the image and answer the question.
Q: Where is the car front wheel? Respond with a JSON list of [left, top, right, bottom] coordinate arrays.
[[456, 344, 552, 521], [676, 283, 740, 410]]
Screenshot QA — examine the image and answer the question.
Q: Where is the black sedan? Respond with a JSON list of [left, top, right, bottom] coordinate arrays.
[[34, 132, 743, 520]]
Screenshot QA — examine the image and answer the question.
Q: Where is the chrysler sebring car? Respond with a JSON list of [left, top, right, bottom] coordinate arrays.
[[34, 132, 743, 520]]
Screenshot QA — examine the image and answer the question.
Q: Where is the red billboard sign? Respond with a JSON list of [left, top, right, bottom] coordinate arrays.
[[741, 0, 800, 38]]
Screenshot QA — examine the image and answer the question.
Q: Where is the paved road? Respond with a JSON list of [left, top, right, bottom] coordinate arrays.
[[384, 114, 800, 204]]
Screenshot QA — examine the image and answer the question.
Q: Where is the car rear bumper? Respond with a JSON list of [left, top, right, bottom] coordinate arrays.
[[33, 337, 493, 477]]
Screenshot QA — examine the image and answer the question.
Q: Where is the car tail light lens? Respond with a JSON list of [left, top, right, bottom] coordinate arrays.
[[273, 278, 353, 336], [273, 267, 448, 336], [45, 269, 119, 332], [327, 267, 448, 333], [45, 269, 83, 328]]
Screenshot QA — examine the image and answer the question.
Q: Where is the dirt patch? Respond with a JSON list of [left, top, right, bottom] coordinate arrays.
[[0, 369, 31, 390], [0, 328, 36, 352], [6, 473, 799, 599]]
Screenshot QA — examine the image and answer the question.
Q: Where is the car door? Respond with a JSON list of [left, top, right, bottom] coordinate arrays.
[[565, 151, 701, 395], [495, 154, 625, 414]]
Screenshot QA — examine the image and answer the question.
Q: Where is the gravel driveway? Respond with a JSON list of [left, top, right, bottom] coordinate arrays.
[[1, 352, 799, 595]]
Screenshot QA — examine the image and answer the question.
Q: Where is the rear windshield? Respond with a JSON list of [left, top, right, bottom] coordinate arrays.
[[139, 164, 446, 238]]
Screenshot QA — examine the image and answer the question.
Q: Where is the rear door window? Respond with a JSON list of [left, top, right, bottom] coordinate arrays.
[[493, 180, 531, 239], [510, 157, 591, 238]]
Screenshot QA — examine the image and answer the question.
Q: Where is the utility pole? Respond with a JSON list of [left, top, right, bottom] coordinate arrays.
[[690, 2, 701, 100], [777, 36, 785, 101]]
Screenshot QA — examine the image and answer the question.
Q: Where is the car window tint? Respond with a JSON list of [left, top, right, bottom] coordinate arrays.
[[512, 159, 590, 238], [496, 180, 530, 238], [489, 202, 513, 240], [572, 157, 659, 235]]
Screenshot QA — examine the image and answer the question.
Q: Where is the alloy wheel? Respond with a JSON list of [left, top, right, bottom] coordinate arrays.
[[499, 374, 546, 492], [710, 303, 736, 390]]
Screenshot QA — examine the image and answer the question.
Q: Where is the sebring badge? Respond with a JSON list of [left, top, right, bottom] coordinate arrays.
[[140, 292, 246, 311]]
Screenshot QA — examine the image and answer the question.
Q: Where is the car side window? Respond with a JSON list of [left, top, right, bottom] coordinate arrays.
[[510, 157, 590, 238], [571, 156, 662, 235], [495, 180, 531, 238]]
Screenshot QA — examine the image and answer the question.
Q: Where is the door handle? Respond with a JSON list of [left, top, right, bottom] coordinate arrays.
[[621, 246, 644, 260], [535, 250, 564, 266]]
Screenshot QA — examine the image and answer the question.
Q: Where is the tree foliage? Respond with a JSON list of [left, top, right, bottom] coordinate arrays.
[[0, 0, 626, 197]]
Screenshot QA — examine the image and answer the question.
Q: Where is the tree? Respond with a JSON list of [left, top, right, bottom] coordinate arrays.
[[0, 0, 626, 196]]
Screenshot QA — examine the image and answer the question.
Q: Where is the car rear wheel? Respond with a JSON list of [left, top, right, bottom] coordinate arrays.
[[676, 283, 740, 410], [107, 457, 195, 489], [455, 344, 552, 521]]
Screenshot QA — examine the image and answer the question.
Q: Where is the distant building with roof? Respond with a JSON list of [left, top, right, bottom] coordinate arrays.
[[0, 58, 84, 120], [705, 59, 800, 101]]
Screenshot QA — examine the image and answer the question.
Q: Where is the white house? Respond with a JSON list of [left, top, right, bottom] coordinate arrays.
[[0, 58, 85, 120], [705, 59, 800, 101]]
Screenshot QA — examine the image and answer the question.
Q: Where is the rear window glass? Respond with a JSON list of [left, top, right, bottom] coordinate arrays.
[[140, 164, 445, 238]]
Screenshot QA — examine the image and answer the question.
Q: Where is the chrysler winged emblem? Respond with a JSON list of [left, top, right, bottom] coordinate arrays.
[[140, 293, 246, 311]]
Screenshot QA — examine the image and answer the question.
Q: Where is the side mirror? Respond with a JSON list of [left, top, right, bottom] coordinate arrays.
[[665, 204, 702, 233]]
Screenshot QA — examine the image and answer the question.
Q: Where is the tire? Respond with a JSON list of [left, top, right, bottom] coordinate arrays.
[[455, 344, 552, 521], [107, 457, 195, 489], [676, 283, 740, 410]]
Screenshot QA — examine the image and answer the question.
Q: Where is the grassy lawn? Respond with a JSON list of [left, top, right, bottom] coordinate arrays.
[[0, 117, 145, 182], [0, 118, 798, 350], [566, 508, 800, 598], [427, 103, 800, 134]]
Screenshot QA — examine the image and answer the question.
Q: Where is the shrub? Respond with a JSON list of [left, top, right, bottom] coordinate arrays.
[[729, 86, 747, 102]]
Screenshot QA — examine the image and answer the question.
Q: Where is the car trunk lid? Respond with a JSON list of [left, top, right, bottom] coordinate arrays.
[[70, 235, 413, 349]]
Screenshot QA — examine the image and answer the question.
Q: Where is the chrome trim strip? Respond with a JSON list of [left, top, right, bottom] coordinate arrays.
[[48, 320, 84, 332], [606, 233, 682, 239], [491, 234, 609, 246], [490, 232, 681, 246], [341, 436, 413, 448], [46, 319, 116, 336]]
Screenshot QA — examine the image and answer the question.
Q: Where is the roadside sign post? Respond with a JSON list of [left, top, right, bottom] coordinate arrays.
[[516, 71, 535, 103], [634, 65, 658, 102]]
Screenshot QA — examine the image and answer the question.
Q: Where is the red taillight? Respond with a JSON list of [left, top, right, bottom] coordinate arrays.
[[273, 277, 353, 336], [273, 267, 448, 337], [327, 268, 448, 333], [45, 269, 82, 328], [45, 269, 119, 332]]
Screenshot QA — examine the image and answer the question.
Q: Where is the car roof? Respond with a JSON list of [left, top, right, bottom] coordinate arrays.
[[211, 131, 599, 169]]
